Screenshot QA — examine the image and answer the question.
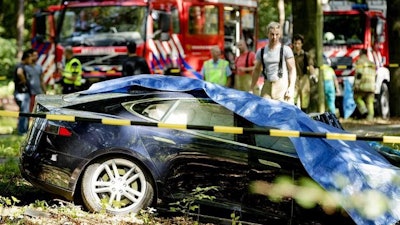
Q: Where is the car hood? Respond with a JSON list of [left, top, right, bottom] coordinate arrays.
[[82, 75, 400, 225]]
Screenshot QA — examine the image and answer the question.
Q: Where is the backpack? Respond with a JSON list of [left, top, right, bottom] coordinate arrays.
[[261, 44, 284, 79]]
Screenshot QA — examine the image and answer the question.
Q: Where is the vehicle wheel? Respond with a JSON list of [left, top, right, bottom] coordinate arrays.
[[377, 82, 390, 119], [81, 157, 154, 215]]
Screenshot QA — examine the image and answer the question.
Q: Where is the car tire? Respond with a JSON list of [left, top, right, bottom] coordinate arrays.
[[377, 82, 390, 119], [81, 157, 154, 215]]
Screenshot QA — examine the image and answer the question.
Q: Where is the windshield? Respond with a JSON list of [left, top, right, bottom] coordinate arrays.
[[56, 6, 147, 47], [323, 14, 365, 45]]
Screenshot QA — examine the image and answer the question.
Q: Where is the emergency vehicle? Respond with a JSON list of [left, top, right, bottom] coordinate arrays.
[[323, 0, 390, 119], [31, 0, 257, 89]]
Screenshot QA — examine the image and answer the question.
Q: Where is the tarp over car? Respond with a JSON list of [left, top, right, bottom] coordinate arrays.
[[82, 74, 400, 225]]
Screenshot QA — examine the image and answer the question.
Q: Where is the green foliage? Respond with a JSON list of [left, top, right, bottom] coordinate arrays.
[[0, 0, 60, 81], [0, 196, 20, 207], [30, 199, 48, 209], [0, 157, 20, 180], [0, 37, 17, 80], [257, 0, 292, 39], [230, 211, 242, 225], [0, 0, 59, 39], [250, 173, 399, 221], [0, 135, 24, 158], [169, 186, 218, 220], [138, 207, 157, 225], [258, 0, 280, 39]]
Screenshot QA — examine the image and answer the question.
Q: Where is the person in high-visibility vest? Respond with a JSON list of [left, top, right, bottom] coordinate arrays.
[[201, 46, 232, 87], [61, 46, 82, 94], [353, 49, 376, 121], [321, 56, 340, 114]]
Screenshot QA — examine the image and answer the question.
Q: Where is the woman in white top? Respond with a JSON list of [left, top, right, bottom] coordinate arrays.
[[250, 21, 297, 104]]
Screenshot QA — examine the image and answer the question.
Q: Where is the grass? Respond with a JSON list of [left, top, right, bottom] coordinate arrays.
[[0, 118, 204, 224], [0, 134, 23, 157], [0, 81, 18, 135]]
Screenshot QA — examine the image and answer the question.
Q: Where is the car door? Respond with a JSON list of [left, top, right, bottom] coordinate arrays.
[[239, 124, 304, 223], [124, 96, 251, 200]]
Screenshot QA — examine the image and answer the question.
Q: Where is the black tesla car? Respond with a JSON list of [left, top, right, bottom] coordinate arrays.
[[19, 75, 400, 225]]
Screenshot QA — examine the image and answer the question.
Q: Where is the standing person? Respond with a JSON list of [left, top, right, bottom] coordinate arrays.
[[201, 46, 232, 87], [14, 50, 32, 135], [61, 46, 82, 94], [234, 39, 256, 92], [122, 42, 151, 76], [321, 56, 340, 114], [292, 34, 315, 112], [250, 21, 297, 104], [353, 49, 376, 121], [26, 49, 46, 111]]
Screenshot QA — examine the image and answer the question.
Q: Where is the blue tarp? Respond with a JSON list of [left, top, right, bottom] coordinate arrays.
[[343, 79, 357, 119], [82, 75, 400, 225]]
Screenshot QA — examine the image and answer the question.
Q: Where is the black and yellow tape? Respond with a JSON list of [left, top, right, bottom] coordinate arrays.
[[1, 110, 400, 143], [334, 64, 400, 68]]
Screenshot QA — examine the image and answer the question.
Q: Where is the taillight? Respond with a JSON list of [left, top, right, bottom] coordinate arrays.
[[45, 124, 72, 137]]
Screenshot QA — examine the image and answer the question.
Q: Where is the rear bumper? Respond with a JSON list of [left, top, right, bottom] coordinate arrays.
[[19, 153, 75, 201]]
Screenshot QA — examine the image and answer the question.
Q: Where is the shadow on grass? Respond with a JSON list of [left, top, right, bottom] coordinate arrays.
[[0, 157, 54, 206]]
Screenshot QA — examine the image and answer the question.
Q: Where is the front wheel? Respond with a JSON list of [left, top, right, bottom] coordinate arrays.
[[81, 157, 154, 215], [376, 82, 390, 119]]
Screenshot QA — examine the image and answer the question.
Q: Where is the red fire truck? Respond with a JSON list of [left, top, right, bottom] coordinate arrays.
[[31, 0, 258, 90], [323, 0, 390, 119]]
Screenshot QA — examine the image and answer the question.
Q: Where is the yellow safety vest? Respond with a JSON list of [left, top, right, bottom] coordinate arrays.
[[203, 59, 229, 86], [63, 58, 82, 86], [321, 64, 336, 81], [354, 57, 376, 92]]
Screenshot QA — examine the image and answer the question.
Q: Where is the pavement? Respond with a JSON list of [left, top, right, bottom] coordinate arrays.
[[340, 118, 400, 136]]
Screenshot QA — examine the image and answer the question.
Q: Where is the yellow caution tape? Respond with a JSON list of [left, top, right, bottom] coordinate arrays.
[[327, 133, 357, 141], [0, 110, 399, 143], [214, 126, 243, 134], [270, 129, 300, 137], [46, 114, 75, 122], [158, 123, 187, 130], [102, 118, 131, 126]]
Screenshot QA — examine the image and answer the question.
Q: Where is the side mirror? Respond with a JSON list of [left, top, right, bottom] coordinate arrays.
[[160, 32, 170, 41]]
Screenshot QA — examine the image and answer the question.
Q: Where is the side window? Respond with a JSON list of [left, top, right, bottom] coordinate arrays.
[[188, 5, 219, 35], [34, 10, 51, 42], [189, 6, 203, 34], [125, 98, 234, 140], [126, 100, 176, 121], [171, 7, 180, 33], [204, 5, 219, 35], [166, 99, 234, 140], [57, 11, 76, 40], [254, 128, 296, 155]]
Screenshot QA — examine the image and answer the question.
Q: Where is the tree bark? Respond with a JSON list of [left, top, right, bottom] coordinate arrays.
[[387, 0, 400, 116], [278, 0, 285, 28], [292, 0, 324, 113], [17, 0, 24, 59]]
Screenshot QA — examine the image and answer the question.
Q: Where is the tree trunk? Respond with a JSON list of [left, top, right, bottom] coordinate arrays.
[[0, 0, 3, 23], [292, 0, 324, 113], [387, 0, 400, 116], [17, 0, 24, 59], [278, 0, 285, 28]]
